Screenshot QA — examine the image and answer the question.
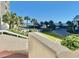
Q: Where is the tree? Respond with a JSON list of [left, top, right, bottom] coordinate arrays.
[[18, 16, 23, 25], [31, 18, 38, 28], [24, 16, 30, 28], [3, 12, 12, 29], [66, 21, 75, 33], [40, 21, 44, 26], [2, 12, 21, 29], [11, 12, 17, 28], [48, 20, 56, 31], [2, 13, 9, 24], [44, 21, 49, 28], [58, 21, 63, 28]]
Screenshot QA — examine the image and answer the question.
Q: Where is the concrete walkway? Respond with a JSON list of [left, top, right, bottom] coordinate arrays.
[[0, 34, 28, 54]]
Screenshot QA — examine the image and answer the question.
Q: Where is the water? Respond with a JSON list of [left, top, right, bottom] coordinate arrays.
[[53, 28, 70, 37]]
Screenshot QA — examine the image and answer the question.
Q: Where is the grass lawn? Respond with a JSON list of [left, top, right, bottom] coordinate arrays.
[[41, 32, 63, 42], [42, 32, 64, 39]]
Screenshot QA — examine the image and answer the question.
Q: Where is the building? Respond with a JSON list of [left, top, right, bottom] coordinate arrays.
[[0, 1, 9, 16], [0, 1, 10, 30]]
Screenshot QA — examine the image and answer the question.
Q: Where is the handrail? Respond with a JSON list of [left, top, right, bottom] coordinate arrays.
[[0, 30, 28, 39]]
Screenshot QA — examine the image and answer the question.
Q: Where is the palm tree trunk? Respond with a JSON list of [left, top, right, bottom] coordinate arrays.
[[26, 20, 29, 32], [9, 22, 12, 29], [9, 24, 11, 29]]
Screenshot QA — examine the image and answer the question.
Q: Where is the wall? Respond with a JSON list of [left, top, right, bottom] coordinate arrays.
[[29, 33, 56, 58], [28, 32, 79, 58]]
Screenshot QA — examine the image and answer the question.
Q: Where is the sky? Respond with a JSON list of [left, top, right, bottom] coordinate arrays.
[[10, 1, 79, 23]]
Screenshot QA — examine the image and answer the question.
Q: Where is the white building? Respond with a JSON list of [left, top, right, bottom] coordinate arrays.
[[0, 1, 9, 30]]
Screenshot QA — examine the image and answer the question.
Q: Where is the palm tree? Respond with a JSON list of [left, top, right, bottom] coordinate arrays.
[[2, 12, 20, 29], [48, 20, 56, 30], [44, 21, 49, 28], [2, 14, 9, 23], [66, 21, 75, 33], [18, 16, 23, 25], [2, 12, 12, 29], [11, 12, 17, 28], [58, 21, 63, 28], [24, 16, 30, 28], [31, 18, 38, 28], [10, 12, 23, 29], [40, 21, 44, 26], [24, 16, 30, 33]]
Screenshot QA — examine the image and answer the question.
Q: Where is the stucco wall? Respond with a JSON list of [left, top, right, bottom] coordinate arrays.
[[28, 32, 79, 58], [0, 34, 28, 54], [29, 33, 56, 58]]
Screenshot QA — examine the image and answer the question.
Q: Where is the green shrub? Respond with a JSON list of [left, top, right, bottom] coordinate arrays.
[[61, 34, 79, 51], [8, 28, 28, 36]]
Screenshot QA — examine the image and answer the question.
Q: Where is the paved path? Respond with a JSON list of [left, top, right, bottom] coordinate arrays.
[[0, 34, 28, 53]]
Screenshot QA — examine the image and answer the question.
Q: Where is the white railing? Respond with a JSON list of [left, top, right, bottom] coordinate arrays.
[[0, 30, 28, 39]]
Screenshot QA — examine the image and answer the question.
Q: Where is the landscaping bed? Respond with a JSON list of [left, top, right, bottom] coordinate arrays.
[[8, 28, 28, 36], [42, 32, 79, 51], [61, 34, 79, 51]]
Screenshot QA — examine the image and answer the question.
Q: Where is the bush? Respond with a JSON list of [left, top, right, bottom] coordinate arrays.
[[61, 34, 79, 51], [9, 28, 28, 36]]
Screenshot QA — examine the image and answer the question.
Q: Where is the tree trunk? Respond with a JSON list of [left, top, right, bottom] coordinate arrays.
[[9, 22, 12, 29], [9, 24, 11, 29], [26, 20, 29, 32]]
